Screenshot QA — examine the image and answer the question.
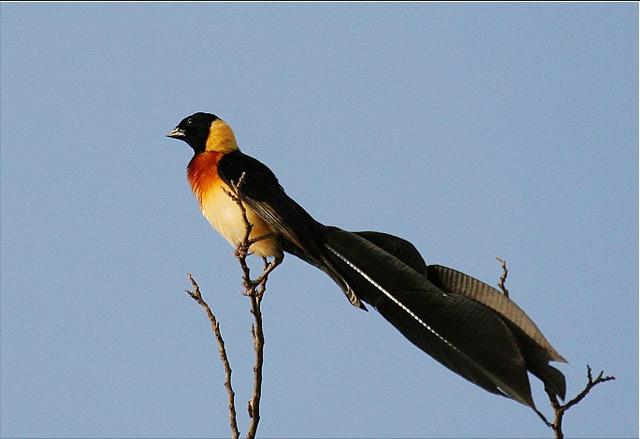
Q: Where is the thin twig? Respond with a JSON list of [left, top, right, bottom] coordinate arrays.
[[495, 257, 510, 297], [227, 172, 282, 439], [186, 273, 240, 439], [246, 260, 267, 438], [543, 365, 615, 439]]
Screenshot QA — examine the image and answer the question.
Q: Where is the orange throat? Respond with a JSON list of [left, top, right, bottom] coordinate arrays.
[[186, 151, 224, 204]]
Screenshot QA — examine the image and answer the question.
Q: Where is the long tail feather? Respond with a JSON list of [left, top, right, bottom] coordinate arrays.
[[348, 230, 567, 402], [323, 228, 536, 408], [425, 265, 567, 363]]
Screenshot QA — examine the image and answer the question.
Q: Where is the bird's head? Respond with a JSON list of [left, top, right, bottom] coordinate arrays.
[[167, 112, 238, 154]]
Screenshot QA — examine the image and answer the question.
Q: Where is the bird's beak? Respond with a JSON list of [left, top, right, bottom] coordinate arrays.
[[166, 127, 186, 139]]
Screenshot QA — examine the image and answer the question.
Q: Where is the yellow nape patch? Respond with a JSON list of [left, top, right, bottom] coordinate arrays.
[[206, 119, 239, 153]]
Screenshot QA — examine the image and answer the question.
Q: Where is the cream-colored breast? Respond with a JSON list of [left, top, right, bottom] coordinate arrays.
[[200, 182, 281, 258]]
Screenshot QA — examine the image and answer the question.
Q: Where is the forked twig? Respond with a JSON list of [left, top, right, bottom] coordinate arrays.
[[228, 173, 282, 439], [543, 365, 615, 439]]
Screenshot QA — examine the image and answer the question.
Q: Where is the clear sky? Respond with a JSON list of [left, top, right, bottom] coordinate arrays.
[[1, 3, 637, 438]]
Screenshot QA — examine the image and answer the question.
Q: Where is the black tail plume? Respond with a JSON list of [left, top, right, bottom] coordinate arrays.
[[314, 227, 566, 410]]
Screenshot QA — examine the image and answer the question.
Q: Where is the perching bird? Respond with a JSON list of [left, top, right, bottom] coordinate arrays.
[[167, 112, 567, 411]]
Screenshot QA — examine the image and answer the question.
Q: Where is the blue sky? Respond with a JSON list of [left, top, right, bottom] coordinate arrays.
[[1, 3, 637, 438]]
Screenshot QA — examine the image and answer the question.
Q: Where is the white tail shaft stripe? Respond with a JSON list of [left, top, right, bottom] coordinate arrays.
[[325, 244, 459, 353], [325, 242, 529, 406]]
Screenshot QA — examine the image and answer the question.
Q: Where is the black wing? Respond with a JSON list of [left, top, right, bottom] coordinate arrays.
[[218, 151, 321, 256], [217, 151, 363, 308]]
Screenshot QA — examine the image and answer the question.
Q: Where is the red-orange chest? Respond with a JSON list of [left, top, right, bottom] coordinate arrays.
[[186, 151, 224, 203]]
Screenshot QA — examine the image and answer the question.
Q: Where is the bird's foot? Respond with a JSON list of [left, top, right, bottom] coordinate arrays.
[[242, 254, 284, 297]]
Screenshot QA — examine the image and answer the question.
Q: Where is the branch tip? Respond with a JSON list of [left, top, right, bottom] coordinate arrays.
[[495, 257, 510, 297]]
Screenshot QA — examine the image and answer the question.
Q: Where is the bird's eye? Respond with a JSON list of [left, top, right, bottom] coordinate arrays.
[[186, 118, 193, 125]]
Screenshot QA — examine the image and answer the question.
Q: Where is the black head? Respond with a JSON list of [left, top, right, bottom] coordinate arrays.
[[167, 112, 219, 153]]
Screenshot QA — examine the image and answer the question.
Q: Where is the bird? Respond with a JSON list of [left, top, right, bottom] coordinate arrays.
[[167, 111, 567, 411]]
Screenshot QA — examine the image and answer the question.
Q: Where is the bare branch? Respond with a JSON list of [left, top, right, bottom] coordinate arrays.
[[247, 280, 265, 439], [543, 365, 615, 439], [495, 257, 510, 297], [226, 172, 282, 439], [184, 171, 281, 438], [185, 273, 240, 439]]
